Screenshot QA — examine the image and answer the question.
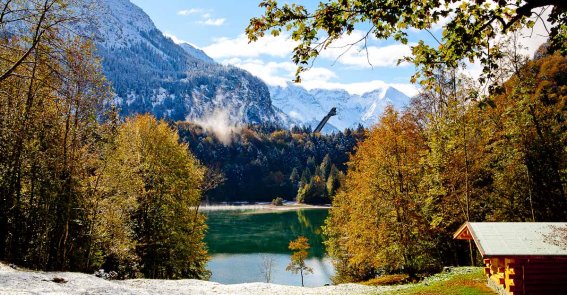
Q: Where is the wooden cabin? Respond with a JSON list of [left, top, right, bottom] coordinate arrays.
[[454, 222, 567, 295]]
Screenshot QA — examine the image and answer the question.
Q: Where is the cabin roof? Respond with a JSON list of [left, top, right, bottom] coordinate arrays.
[[454, 222, 567, 257]]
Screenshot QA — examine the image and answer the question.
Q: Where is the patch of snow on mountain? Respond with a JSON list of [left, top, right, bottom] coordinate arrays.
[[179, 43, 215, 63], [78, 0, 156, 48]]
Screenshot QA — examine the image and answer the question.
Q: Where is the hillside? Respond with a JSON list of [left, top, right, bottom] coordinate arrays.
[[178, 123, 366, 203], [74, 0, 280, 124]]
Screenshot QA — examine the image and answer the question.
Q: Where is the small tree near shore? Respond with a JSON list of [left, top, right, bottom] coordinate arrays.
[[259, 254, 276, 283], [286, 236, 313, 287]]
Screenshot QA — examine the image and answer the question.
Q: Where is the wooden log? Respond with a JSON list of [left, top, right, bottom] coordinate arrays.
[[490, 274, 505, 285]]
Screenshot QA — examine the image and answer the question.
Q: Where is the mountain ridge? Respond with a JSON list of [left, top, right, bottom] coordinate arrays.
[[270, 82, 411, 131], [73, 0, 410, 131], [75, 0, 279, 124]]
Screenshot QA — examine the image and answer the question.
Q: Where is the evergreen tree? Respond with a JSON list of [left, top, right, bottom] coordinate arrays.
[[320, 154, 332, 180], [289, 167, 300, 185], [303, 175, 328, 205], [326, 165, 341, 197], [299, 169, 312, 188]]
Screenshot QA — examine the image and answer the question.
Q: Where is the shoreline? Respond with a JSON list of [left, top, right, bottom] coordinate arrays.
[[198, 202, 331, 212]]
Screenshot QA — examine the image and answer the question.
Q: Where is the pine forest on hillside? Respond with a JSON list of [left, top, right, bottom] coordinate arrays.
[[178, 123, 365, 203]]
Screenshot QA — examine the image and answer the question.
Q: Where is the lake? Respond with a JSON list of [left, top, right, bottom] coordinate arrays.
[[203, 207, 334, 287]]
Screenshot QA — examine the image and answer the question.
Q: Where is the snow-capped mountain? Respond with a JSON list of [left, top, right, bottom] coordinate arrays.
[[270, 83, 411, 131], [74, 0, 278, 124], [70, 0, 409, 131]]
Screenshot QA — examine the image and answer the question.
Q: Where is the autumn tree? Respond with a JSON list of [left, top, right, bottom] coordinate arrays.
[[412, 70, 495, 266], [47, 37, 112, 270], [324, 47, 567, 283], [101, 115, 210, 279], [0, 4, 111, 270], [324, 107, 436, 282], [0, 0, 75, 83], [286, 236, 313, 287], [247, 0, 566, 89], [482, 50, 567, 221]]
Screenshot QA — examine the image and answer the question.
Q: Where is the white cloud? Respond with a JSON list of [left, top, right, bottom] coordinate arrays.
[[319, 30, 413, 68], [177, 8, 203, 16], [221, 57, 418, 97], [301, 67, 337, 83], [177, 8, 225, 27], [204, 31, 412, 68], [203, 34, 297, 59], [205, 31, 419, 97], [199, 18, 226, 26], [225, 58, 295, 87], [163, 32, 186, 44]]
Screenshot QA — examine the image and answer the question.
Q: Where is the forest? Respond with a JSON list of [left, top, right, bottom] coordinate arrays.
[[0, 0, 208, 279], [178, 123, 365, 203], [324, 47, 567, 282], [247, 0, 567, 283], [0, 0, 360, 278]]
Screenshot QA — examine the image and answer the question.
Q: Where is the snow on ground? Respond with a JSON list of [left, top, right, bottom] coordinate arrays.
[[0, 262, 379, 295]]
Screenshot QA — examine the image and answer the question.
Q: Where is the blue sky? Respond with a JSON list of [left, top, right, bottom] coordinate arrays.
[[130, 0, 548, 97]]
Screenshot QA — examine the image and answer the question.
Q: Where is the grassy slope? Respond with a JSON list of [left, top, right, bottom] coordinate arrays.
[[381, 267, 496, 295]]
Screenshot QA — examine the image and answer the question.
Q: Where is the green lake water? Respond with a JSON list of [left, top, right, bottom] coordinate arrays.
[[203, 208, 335, 287]]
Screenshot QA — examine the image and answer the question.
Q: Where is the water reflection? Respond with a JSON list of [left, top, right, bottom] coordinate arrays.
[[208, 253, 334, 287], [204, 209, 334, 286]]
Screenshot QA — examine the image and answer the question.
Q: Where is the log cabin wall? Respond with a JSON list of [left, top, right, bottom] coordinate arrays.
[[484, 257, 567, 295]]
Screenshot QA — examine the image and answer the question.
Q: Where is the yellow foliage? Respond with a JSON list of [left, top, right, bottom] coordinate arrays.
[[324, 106, 432, 280], [99, 114, 209, 279]]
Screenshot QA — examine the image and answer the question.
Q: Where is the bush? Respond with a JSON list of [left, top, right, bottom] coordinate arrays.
[[272, 197, 284, 206], [362, 274, 410, 286]]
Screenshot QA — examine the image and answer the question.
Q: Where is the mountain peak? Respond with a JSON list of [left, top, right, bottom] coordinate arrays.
[[270, 84, 411, 132]]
